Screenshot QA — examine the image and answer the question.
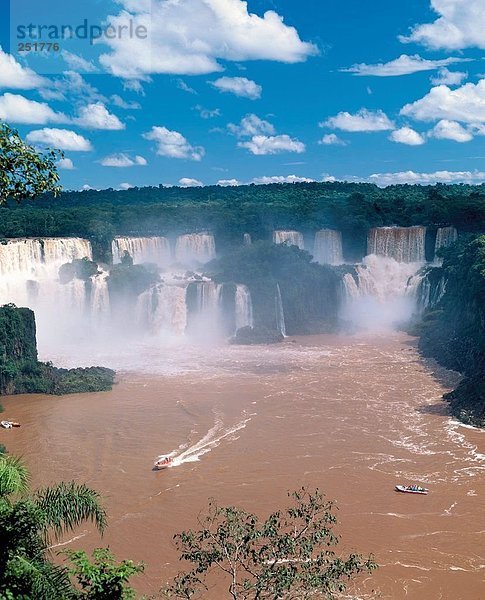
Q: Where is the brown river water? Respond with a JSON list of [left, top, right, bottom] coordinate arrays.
[[1, 333, 484, 599]]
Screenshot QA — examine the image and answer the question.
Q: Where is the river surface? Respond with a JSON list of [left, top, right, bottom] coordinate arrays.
[[1, 333, 484, 599]]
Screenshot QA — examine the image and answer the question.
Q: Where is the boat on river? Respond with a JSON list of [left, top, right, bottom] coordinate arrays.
[[395, 484, 429, 495], [1, 421, 20, 429], [153, 455, 173, 470]]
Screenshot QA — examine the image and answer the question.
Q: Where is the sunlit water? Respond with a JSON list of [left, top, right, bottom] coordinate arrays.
[[2, 333, 484, 599]]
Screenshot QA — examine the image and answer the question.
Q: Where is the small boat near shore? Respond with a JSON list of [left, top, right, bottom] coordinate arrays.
[[1, 421, 20, 429], [395, 484, 429, 495], [153, 455, 173, 470]]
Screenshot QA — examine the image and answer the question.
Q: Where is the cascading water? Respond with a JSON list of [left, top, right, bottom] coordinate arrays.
[[235, 285, 254, 330], [343, 227, 429, 329], [275, 283, 287, 336], [313, 229, 343, 265], [0, 238, 95, 350], [367, 226, 426, 263], [434, 227, 458, 264], [273, 230, 304, 250], [112, 236, 172, 266], [243, 233, 252, 245], [175, 233, 216, 264], [136, 284, 187, 337]]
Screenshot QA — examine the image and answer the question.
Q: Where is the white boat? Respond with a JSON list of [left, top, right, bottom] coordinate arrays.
[[1, 421, 20, 429], [395, 485, 429, 495], [153, 455, 173, 470]]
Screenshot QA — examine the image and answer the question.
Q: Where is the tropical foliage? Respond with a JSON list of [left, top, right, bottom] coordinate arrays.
[[163, 488, 377, 599]]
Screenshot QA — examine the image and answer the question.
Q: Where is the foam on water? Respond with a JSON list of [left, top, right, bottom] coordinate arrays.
[[157, 415, 251, 467]]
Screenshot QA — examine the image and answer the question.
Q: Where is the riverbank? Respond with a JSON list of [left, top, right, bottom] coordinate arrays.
[[1, 333, 483, 599]]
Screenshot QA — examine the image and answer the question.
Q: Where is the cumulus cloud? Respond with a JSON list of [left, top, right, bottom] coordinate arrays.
[[75, 102, 125, 130], [61, 51, 97, 73], [179, 177, 203, 187], [322, 109, 394, 132], [56, 158, 75, 170], [341, 54, 469, 77], [143, 126, 205, 160], [400, 79, 485, 123], [217, 179, 241, 186], [389, 127, 426, 145], [430, 67, 467, 86], [239, 134, 305, 155], [366, 170, 485, 186], [100, 154, 147, 167], [119, 182, 134, 190], [39, 71, 106, 104], [0, 47, 47, 89], [26, 128, 92, 151], [194, 105, 221, 119], [111, 95, 141, 109], [228, 114, 275, 137], [400, 0, 485, 50], [210, 76, 262, 99], [252, 175, 314, 184], [428, 119, 473, 142], [319, 133, 347, 146], [0, 93, 68, 124], [99, 0, 317, 80]]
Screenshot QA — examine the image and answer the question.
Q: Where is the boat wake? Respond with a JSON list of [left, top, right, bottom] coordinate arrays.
[[157, 415, 251, 468]]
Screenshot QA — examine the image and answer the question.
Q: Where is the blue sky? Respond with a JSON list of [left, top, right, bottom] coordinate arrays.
[[0, 0, 484, 190]]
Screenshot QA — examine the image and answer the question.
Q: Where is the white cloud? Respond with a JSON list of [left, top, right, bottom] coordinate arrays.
[[400, 0, 485, 50], [365, 170, 485, 186], [319, 133, 347, 146], [75, 102, 125, 130], [401, 79, 485, 123], [39, 71, 106, 104], [217, 178, 241, 186], [389, 127, 426, 145], [428, 119, 473, 142], [100, 153, 147, 167], [430, 67, 467, 86], [61, 51, 97, 73], [179, 177, 203, 187], [143, 126, 205, 160], [0, 93, 68, 124], [228, 114, 275, 137], [323, 109, 394, 132], [99, 0, 317, 80], [119, 182, 134, 190], [239, 134, 305, 155], [341, 54, 469, 77], [194, 105, 221, 119], [210, 76, 262, 99], [0, 48, 47, 89], [176, 79, 198, 94], [26, 128, 92, 151], [56, 157, 75, 170], [111, 95, 141, 109], [252, 175, 314, 184]]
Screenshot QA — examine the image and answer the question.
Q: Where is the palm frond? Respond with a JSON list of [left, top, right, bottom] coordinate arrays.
[[7, 554, 76, 599], [0, 455, 30, 498], [34, 481, 107, 539]]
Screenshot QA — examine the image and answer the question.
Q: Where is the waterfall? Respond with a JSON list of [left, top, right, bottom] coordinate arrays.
[[112, 236, 171, 266], [434, 227, 457, 264], [313, 229, 343, 265], [413, 268, 447, 312], [341, 255, 425, 329], [136, 284, 187, 336], [243, 233, 252, 245], [273, 230, 304, 250], [235, 284, 254, 330], [175, 233, 216, 264], [0, 238, 97, 350], [275, 283, 287, 336], [90, 271, 110, 322], [367, 226, 426, 263]]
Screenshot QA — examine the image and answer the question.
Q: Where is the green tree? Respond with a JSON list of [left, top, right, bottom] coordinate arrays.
[[0, 454, 106, 599], [0, 122, 62, 205], [164, 488, 377, 599]]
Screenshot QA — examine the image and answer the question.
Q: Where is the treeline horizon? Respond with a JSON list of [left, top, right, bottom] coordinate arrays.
[[1, 181, 483, 261]]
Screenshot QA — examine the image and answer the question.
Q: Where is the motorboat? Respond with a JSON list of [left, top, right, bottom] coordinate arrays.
[[395, 485, 429, 495], [1, 421, 20, 429], [153, 455, 173, 470]]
